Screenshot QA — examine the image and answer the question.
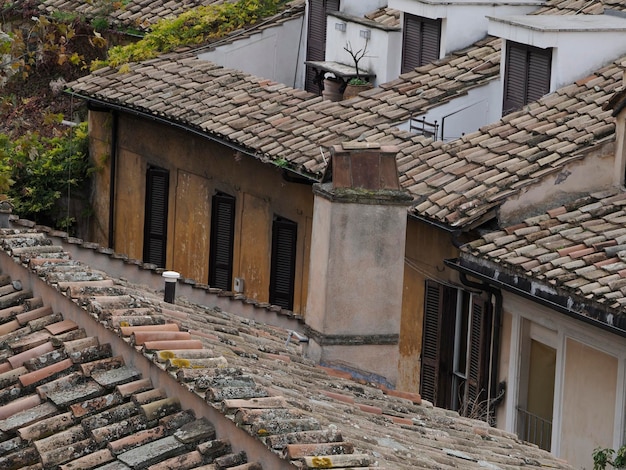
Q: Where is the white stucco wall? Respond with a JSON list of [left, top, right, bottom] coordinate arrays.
[[389, 0, 541, 55], [489, 15, 626, 92], [397, 79, 502, 140], [340, 0, 388, 17], [326, 14, 401, 85], [197, 15, 307, 89]]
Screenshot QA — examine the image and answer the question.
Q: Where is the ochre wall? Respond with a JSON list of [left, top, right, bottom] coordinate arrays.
[[397, 218, 460, 393], [88, 111, 314, 314]]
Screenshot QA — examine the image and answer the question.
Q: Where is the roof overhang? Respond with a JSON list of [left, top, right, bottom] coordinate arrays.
[[446, 254, 626, 337], [69, 90, 320, 184]]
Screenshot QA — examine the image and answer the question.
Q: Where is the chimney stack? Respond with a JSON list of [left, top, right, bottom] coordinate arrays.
[[304, 142, 411, 387]]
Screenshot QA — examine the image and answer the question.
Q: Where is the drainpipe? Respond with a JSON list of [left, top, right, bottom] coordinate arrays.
[[108, 111, 118, 249]]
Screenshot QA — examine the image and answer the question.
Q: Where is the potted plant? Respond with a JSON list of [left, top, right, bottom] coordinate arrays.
[[343, 40, 373, 99]]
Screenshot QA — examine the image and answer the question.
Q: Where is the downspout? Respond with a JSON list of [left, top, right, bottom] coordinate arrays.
[[108, 111, 118, 249]]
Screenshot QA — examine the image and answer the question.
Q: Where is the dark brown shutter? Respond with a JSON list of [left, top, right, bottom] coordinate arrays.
[[143, 166, 169, 267], [269, 217, 297, 310], [420, 280, 443, 403], [401, 14, 441, 74], [527, 47, 552, 103], [209, 192, 235, 291], [466, 295, 491, 413], [305, 0, 340, 93], [503, 41, 552, 115], [420, 18, 441, 65]]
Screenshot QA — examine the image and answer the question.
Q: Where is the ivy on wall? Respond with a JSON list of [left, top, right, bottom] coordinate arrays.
[[93, 0, 283, 69]]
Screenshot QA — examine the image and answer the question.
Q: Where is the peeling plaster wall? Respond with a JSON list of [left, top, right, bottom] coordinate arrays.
[[397, 218, 461, 393], [88, 110, 314, 315], [498, 141, 616, 225]]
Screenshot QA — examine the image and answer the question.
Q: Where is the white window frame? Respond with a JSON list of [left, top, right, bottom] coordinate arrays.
[[504, 293, 626, 458]]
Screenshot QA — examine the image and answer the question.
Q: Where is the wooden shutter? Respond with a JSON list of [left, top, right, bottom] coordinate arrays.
[[269, 217, 297, 310], [503, 41, 552, 115], [143, 166, 169, 267], [527, 47, 552, 103], [209, 192, 235, 291], [305, 0, 340, 93], [421, 280, 443, 403], [465, 295, 492, 414], [401, 14, 441, 74], [420, 17, 441, 65]]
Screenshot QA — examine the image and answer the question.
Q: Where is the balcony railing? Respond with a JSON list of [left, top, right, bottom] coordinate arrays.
[[409, 116, 439, 140], [517, 407, 552, 451]]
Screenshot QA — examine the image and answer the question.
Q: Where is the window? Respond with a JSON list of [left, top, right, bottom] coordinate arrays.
[[305, 0, 340, 94], [269, 216, 297, 310], [143, 166, 169, 267], [209, 192, 236, 291], [502, 41, 552, 115], [421, 280, 494, 421], [401, 14, 441, 74]]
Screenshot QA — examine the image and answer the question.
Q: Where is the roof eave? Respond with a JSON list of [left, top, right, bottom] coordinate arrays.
[[446, 254, 626, 337], [66, 89, 321, 184]]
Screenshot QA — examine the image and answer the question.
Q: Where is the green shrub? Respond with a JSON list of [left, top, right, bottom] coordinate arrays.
[[96, 0, 282, 69], [0, 122, 91, 232]]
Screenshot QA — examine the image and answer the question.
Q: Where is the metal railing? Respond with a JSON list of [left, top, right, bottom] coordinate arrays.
[[409, 116, 439, 140], [517, 407, 552, 451]]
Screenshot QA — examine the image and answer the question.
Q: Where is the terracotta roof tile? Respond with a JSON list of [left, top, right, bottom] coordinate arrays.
[[461, 189, 626, 329], [0, 227, 574, 469]]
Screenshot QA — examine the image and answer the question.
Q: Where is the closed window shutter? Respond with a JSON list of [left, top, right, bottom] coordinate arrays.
[[269, 217, 297, 310], [503, 42, 527, 115], [143, 167, 169, 267], [465, 296, 491, 415], [420, 18, 441, 65], [503, 41, 552, 115], [421, 280, 443, 404], [527, 47, 552, 103], [305, 0, 340, 93], [401, 14, 441, 74], [209, 192, 235, 291]]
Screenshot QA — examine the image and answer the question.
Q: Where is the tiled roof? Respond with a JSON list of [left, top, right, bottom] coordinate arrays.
[[38, 0, 304, 32], [364, 7, 401, 28], [68, 0, 626, 231], [355, 35, 501, 121], [396, 57, 625, 227], [68, 49, 626, 228], [534, 0, 626, 15], [68, 53, 414, 179], [459, 189, 626, 331], [0, 227, 572, 469]]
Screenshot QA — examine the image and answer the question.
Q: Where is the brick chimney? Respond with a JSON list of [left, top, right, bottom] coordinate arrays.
[[304, 142, 412, 387]]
